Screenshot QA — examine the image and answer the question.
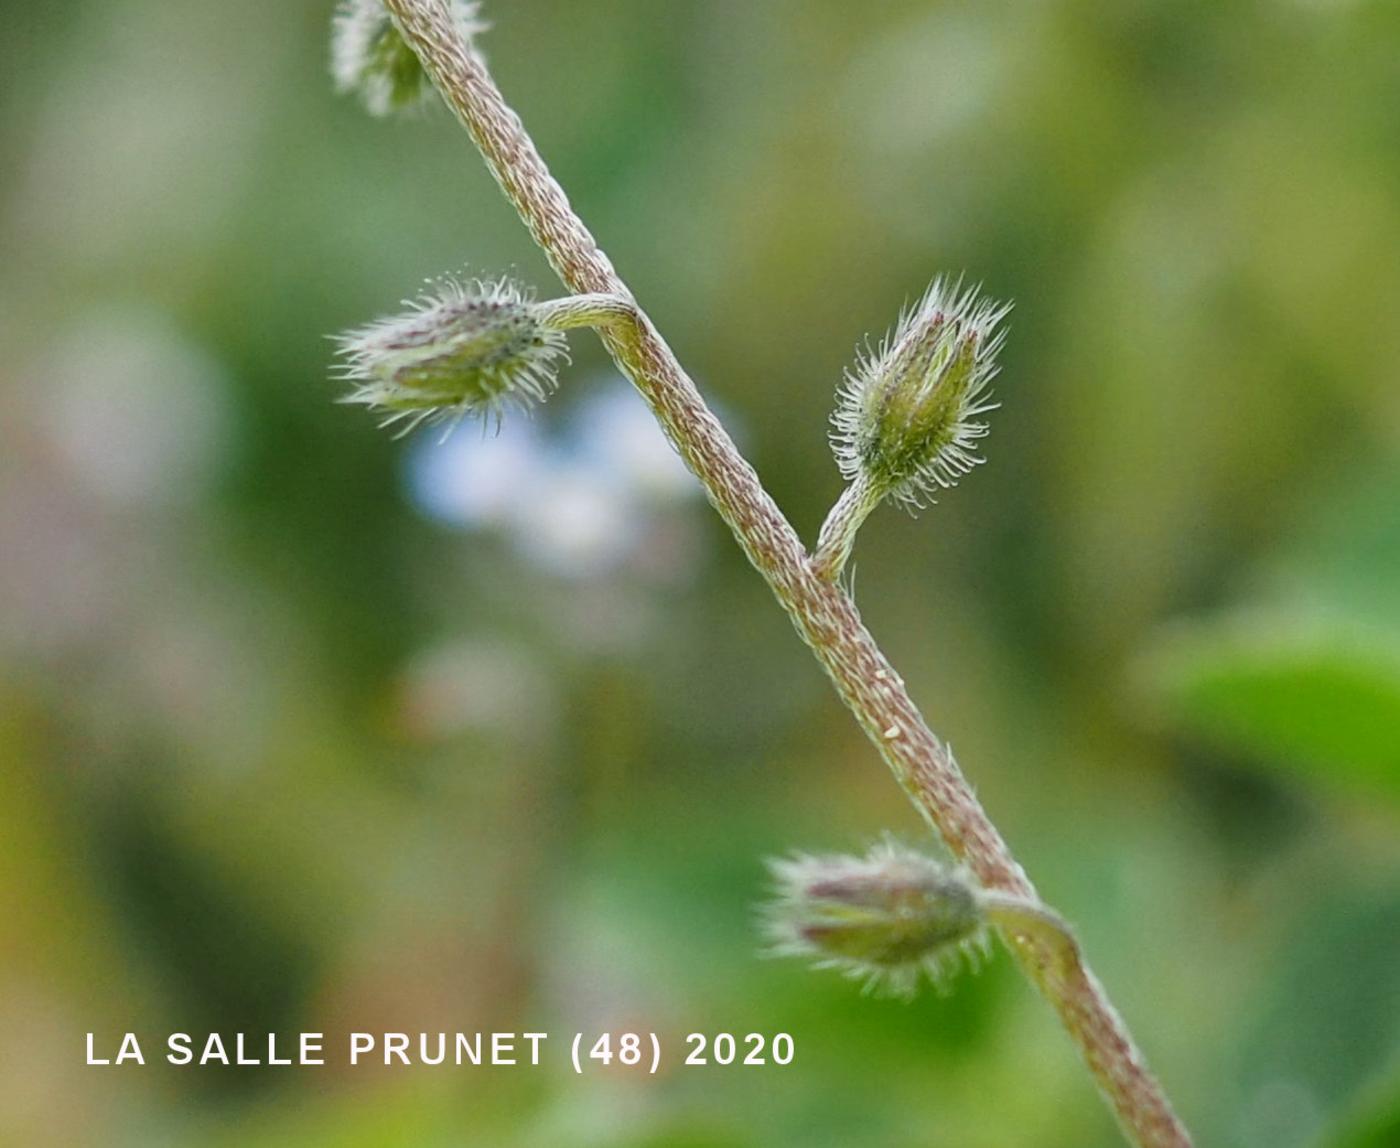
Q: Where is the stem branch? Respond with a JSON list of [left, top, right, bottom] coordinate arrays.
[[813, 473, 881, 582], [981, 890, 1081, 979], [381, 3, 1191, 1144], [534, 292, 634, 331]]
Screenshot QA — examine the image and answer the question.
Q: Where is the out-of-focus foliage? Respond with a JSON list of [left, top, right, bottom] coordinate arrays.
[[1144, 470, 1400, 798], [1153, 633, 1400, 796], [1, 2, 1398, 1147], [1319, 1059, 1400, 1148]]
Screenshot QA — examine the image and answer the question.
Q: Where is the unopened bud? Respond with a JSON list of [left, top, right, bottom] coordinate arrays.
[[834, 278, 1008, 506], [331, 0, 486, 117], [763, 840, 988, 996], [814, 279, 1009, 579], [333, 276, 568, 435]]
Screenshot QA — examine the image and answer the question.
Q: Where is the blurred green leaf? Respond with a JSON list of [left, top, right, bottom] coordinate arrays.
[[1148, 621, 1400, 798], [1144, 465, 1400, 800], [1316, 1061, 1400, 1148]]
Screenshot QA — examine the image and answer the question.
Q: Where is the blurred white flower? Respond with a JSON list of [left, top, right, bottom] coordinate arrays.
[[404, 376, 702, 581], [407, 415, 542, 528], [510, 459, 639, 580], [570, 384, 697, 500]]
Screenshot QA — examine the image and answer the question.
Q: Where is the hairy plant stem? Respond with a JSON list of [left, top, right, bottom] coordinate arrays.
[[381, 3, 1192, 1144], [813, 473, 882, 582], [534, 292, 635, 332], [979, 891, 1082, 980]]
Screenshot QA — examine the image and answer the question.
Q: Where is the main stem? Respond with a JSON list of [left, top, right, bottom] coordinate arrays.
[[382, 3, 1191, 1144]]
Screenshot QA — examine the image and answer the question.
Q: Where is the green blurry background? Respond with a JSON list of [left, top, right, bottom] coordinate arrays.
[[3, 1, 1399, 1145]]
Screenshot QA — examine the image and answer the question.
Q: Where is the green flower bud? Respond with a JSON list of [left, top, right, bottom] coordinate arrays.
[[813, 278, 1010, 580], [833, 278, 1010, 509], [763, 839, 988, 997], [331, 0, 485, 117], [333, 276, 569, 435]]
